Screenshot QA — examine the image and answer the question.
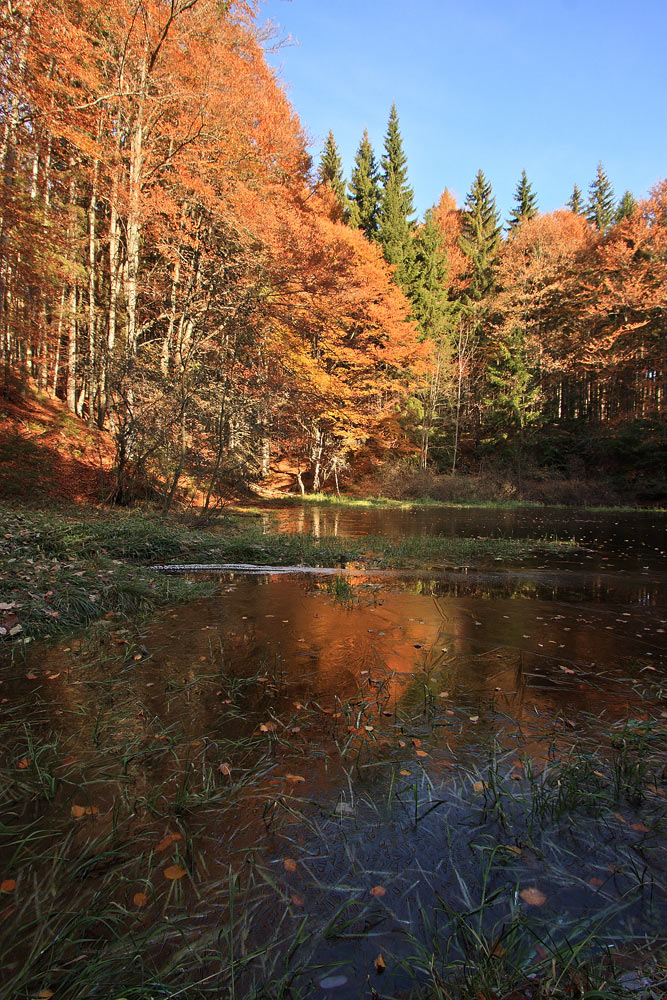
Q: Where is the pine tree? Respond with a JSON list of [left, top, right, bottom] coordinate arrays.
[[378, 104, 415, 290], [318, 130, 348, 215], [587, 163, 615, 231], [507, 169, 538, 231], [459, 169, 501, 301], [615, 189, 637, 222], [567, 184, 584, 214]]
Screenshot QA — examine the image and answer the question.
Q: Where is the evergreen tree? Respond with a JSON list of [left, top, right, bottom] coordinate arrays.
[[587, 163, 616, 231], [459, 169, 501, 300], [348, 129, 380, 240], [615, 189, 637, 222], [409, 208, 452, 337], [378, 104, 415, 290], [567, 184, 584, 214], [318, 130, 348, 215], [507, 169, 538, 231]]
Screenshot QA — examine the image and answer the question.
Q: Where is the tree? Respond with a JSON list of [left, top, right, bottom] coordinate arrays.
[[459, 169, 501, 301], [587, 163, 616, 231], [348, 129, 380, 240], [567, 184, 585, 214], [318, 130, 348, 216], [615, 190, 637, 222], [378, 103, 415, 291], [508, 169, 538, 231]]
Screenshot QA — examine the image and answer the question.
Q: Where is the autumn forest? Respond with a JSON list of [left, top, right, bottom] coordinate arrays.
[[1, 0, 665, 505]]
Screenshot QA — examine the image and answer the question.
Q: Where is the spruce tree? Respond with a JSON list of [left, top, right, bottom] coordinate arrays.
[[507, 169, 538, 231], [318, 130, 348, 215], [567, 184, 584, 214], [459, 169, 501, 301], [348, 129, 380, 240], [615, 190, 637, 222], [586, 163, 616, 231], [409, 208, 452, 337], [378, 104, 415, 290]]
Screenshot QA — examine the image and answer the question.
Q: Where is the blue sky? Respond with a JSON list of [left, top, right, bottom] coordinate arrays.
[[260, 0, 667, 222]]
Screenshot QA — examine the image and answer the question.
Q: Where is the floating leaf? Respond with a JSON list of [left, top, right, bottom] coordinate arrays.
[[415, 749, 428, 758], [473, 781, 488, 794], [374, 953, 386, 973], [17, 758, 29, 770], [290, 892, 305, 906], [399, 769, 411, 776], [218, 763, 231, 776], [164, 864, 186, 881], [504, 845, 522, 856], [519, 887, 547, 906], [285, 774, 305, 783], [259, 722, 276, 733], [0, 880, 16, 893], [370, 885, 386, 898], [133, 892, 148, 907], [283, 858, 297, 873], [319, 977, 348, 990], [469, 715, 479, 723], [631, 822, 649, 833], [411, 738, 422, 747], [588, 877, 604, 887]]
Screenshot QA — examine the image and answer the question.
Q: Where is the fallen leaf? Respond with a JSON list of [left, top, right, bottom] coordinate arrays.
[[25, 672, 38, 680], [614, 812, 627, 824], [438, 691, 449, 699], [631, 822, 649, 833], [399, 769, 411, 776], [374, 953, 386, 973], [415, 749, 428, 758], [35, 991, 54, 999], [370, 885, 386, 898], [469, 715, 479, 723], [588, 877, 604, 887], [164, 864, 186, 881], [218, 763, 231, 776], [473, 781, 488, 793], [519, 887, 547, 906], [283, 859, 297, 873], [72, 805, 99, 819], [504, 845, 522, 856], [156, 832, 182, 852], [0, 880, 16, 893], [17, 758, 30, 770], [285, 774, 305, 783], [290, 892, 305, 906], [133, 892, 148, 907], [259, 722, 276, 733], [411, 738, 422, 747]]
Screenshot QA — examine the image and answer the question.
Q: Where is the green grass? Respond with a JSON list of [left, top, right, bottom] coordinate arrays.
[[273, 492, 666, 514]]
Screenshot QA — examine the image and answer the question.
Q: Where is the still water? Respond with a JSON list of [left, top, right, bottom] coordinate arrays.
[[2, 505, 666, 997]]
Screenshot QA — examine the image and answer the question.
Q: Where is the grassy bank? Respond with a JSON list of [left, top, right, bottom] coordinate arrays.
[[262, 492, 666, 514], [0, 504, 578, 642]]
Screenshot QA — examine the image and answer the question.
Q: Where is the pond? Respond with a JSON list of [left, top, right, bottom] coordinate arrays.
[[1, 505, 665, 998]]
